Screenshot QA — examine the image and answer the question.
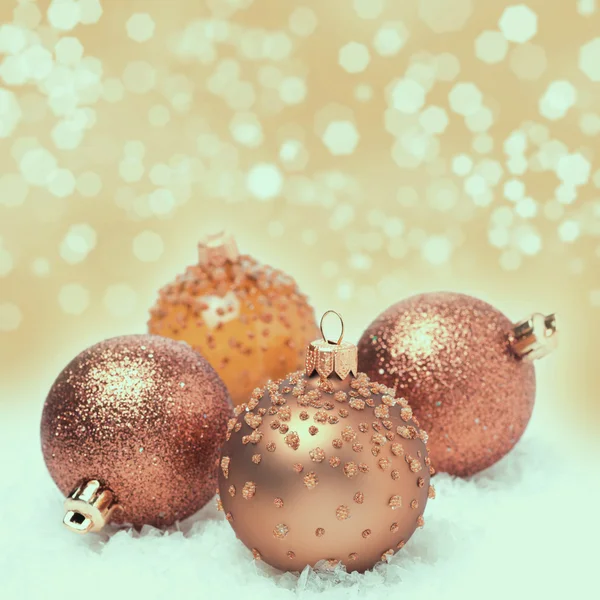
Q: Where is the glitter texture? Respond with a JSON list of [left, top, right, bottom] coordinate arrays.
[[358, 292, 537, 476], [40, 334, 233, 529]]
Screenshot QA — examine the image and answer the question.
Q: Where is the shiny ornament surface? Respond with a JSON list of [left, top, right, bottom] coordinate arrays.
[[358, 292, 555, 477], [41, 334, 233, 531], [218, 324, 433, 573], [148, 235, 318, 406]]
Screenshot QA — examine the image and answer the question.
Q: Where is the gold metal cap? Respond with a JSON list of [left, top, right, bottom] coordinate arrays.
[[63, 479, 118, 534], [510, 313, 558, 361], [305, 311, 358, 380], [198, 232, 240, 267]]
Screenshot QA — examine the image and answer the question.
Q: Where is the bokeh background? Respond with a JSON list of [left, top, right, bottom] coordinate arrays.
[[0, 0, 598, 439]]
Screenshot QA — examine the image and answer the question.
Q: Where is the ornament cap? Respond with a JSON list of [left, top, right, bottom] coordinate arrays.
[[305, 311, 358, 379], [198, 231, 239, 267], [63, 479, 118, 534], [510, 313, 558, 361]]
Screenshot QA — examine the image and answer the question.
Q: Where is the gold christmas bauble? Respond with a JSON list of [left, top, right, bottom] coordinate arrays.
[[148, 233, 319, 406], [218, 312, 434, 573]]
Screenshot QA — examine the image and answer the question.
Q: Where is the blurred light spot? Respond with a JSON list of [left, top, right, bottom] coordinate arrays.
[[246, 163, 283, 200], [76, 171, 102, 197], [148, 104, 170, 127], [0, 173, 28, 207], [515, 197, 538, 218], [279, 76, 307, 104], [102, 78, 125, 103], [578, 0, 596, 15], [489, 226, 510, 248], [354, 84, 373, 102], [48, 168, 76, 197], [419, 105, 448, 134], [322, 121, 359, 155], [339, 42, 370, 73], [504, 179, 525, 201], [539, 80, 576, 120], [104, 284, 137, 317], [119, 157, 144, 183], [289, 7, 317, 37], [0, 88, 22, 138], [391, 79, 425, 114], [354, 0, 384, 19], [58, 283, 90, 315], [558, 220, 580, 242], [515, 226, 542, 255], [31, 257, 50, 277], [373, 22, 408, 56], [330, 204, 355, 230], [499, 249, 522, 271], [579, 38, 600, 81], [126, 13, 155, 43], [54, 37, 84, 65], [0, 24, 27, 54], [509, 43, 547, 80], [464, 173, 488, 196], [435, 53, 461, 81], [148, 188, 175, 215], [556, 153, 591, 186], [555, 184, 577, 205], [492, 206, 514, 227], [301, 229, 318, 246], [580, 112, 600, 136], [448, 82, 482, 116], [590, 289, 600, 307], [47, 0, 80, 31], [230, 112, 263, 147], [427, 179, 459, 211], [79, 0, 103, 25], [133, 230, 164, 262], [0, 247, 13, 277], [475, 30, 508, 64], [419, 0, 473, 33], [452, 154, 473, 176], [422, 235, 452, 264], [123, 60, 156, 94], [60, 223, 97, 264], [473, 134, 494, 154], [0, 302, 22, 331], [499, 5, 538, 43], [19, 147, 57, 186], [337, 280, 354, 301]]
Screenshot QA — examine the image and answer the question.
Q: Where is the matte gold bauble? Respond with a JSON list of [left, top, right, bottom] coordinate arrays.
[[218, 312, 433, 573]]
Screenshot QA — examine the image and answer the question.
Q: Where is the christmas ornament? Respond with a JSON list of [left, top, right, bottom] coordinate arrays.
[[41, 334, 233, 533], [218, 311, 433, 573], [358, 293, 558, 477], [148, 232, 319, 406]]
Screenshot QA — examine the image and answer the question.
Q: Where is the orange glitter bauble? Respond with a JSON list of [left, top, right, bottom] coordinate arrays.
[[218, 313, 433, 573], [358, 293, 558, 477], [148, 233, 319, 406], [41, 334, 233, 533]]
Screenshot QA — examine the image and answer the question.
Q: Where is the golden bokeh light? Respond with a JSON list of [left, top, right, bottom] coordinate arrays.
[[0, 0, 598, 435]]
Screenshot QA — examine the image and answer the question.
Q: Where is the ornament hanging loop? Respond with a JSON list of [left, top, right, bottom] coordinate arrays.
[[307, 311, 357, 379], [319, 310, 345, 346]]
